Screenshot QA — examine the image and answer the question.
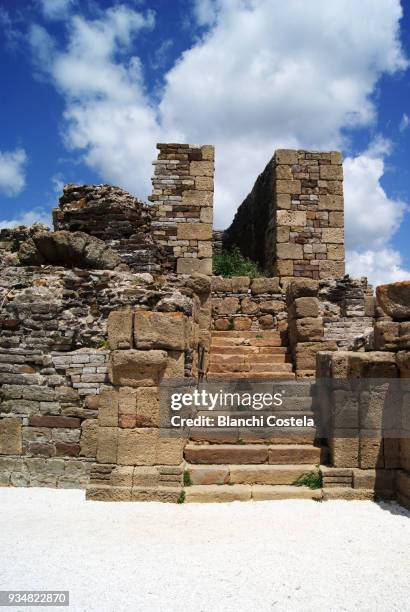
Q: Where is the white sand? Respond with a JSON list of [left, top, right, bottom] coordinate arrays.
[[0, 488, 409, 612]]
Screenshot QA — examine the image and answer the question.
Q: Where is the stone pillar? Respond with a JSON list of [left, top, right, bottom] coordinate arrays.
[[273, 149, 345, 280], [149, 143, 214, 275]]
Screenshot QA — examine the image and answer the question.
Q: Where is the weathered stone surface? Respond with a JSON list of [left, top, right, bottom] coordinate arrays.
[[231, 276, 250, 292], [212, 297, 240, 315], [109, 350, 168, 387], [186, 273, 211, 295], [359, 437, 384, 469], [134, 311, 187, 350], [289, 297, 319, 319], [290, 317, 323, 343], [80, 419, 98, 457], [259, 300, 285, 314], [275, 149, 298, 165], [185, 444, 268, 464], [329, 436, 359, 468], [0, 418, 22, 455], [286, 279, 318, 303], [376, 281, 410, 320], [19, 231, 121, 269], [107, 310, 133, 350], [135, 387, 160, 427], [176, 258, 212, 275], [321, 228, 344, 244], [117, 428, 157, 465], [276, 243, 303, 260], [185, 484, 252, 503], [277, 210, 307, 226], [98, 387, 119, 427], [28, 416, 80, 428], [96, 426, 118, 463], [320, 165, 343, 180], [251, 278, 280, 294], [156, 437, 184, 465], [177, 223, 213, 241], [188, 465, 229, 485]]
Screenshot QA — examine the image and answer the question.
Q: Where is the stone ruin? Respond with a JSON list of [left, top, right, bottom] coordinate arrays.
[[0, 143, 408, 508]]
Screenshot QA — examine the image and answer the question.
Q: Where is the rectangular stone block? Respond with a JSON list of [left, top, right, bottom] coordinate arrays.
[[320, 165, 343, 180], [276, 194, 291, 209], [275, 149, 298, 165], [295, 341, 337, 370], [28, 416, 81, 428], [177, 223, 212, 240], [319, 260, 345, 279], [276, 243, 303, 260], [321, 228, 344, 244], [359, 437, 384, 469], [327, 245, 344, 260], [108, 350, 168, 387], [156, 436, 184, 465], [80, 419, 98, 457], [289, 317, 323, 343], [135, 387, 160, 427], [276, 180, 301, 195], [318, 195, 344, 211], [329, 436, 359, 468], [276, 210, 307, 226], [164, 351, 185, 379], [288, 297, 319, 319], [201, 145, 214, 161], [107, 309, 133, 350], [0, 418, 22, 455], [200, 207, 213, 223], [195, 176, 213, 190], [134, 311, 187, 351], [98, 387, 119, 427], [96, 427, 118, 463], [182, 191, 213, 207], [177, 258, 212, 275], [117, 428, 157, 465], [190, 161, 214, 177]]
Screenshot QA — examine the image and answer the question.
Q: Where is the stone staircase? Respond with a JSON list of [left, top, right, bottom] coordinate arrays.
[[207, 330, 295, 380], [182, 328, 325, 502]]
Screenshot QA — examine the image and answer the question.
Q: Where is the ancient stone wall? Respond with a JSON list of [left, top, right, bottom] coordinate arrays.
[[223, 149, 345, 280], [149, 143, 214, 275], [316, 281, 410, 507], [0, 260, 210, 490]]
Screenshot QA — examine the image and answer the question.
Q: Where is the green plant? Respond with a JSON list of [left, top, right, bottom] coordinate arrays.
[[227, 319, 235, 330], [97, 340, 110, 350], [213, 247, 263, 278], [183, 470, 192, 487], [294, 471, 322, 490], [177, 490, 186, 504]]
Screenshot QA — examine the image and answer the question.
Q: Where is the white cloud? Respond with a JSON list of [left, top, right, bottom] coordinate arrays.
[[346, 248, 410, 287], [399, 112, 410, 132], [0, 148, 27, 197], [192, 0, 218, 27], [40, 0, 75, 21], [343, 141, 406, 251], [0, 207, 51, 229]]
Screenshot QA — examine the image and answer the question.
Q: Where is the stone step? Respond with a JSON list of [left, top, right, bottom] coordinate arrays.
[[209, 353, 290, 365], [208, 363, 294, 374], [212, 331, 283, 338], [211, 346, 289, 355], [189, 430, 317, 445], [186, 463, 318, 485], [211, 337, 285, 347], [184, 484, 322, 503], [207, 372, 296, 381], [184, 444, 320, 465]]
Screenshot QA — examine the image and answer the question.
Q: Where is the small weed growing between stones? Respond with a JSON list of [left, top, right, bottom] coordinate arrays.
[[183, 470, 192, 486], [97, 340, 110, 350], [177, 491, 186, 504], [295, 471, 322, 490]]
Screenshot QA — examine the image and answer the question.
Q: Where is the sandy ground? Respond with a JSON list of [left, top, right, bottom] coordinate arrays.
[[0, 489, 409, 612]]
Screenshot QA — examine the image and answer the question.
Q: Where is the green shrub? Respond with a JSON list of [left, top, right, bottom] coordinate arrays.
[[294, 471, 322, 490], [183, 470, 192, 487], [177, 490, 186, 504], [213, 247, 262, 278]]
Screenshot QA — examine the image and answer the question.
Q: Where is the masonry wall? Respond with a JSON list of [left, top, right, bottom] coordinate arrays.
[[223, 149, 345, 280], [149, 143, 214, 275]]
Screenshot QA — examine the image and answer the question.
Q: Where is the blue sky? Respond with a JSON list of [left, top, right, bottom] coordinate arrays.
[[0, 0, 410, 285]]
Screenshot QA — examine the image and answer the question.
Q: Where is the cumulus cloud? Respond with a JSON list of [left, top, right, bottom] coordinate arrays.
[[399, 112, 410, 132], [0, 148, 27, 197], [40, 0, 75, 21], [346, 248, 410, 287], [0, 207, 51, 229]]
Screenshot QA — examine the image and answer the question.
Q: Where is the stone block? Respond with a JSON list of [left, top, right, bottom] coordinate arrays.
[[134, 311, 187, 351], [275, 260, 294, 276], [251, 277, 280, 294], [200, 207, 213, 223], [110, 466, 134, 487], [233, 317, 252, 331], [28, 416, 81, 428], [327, 245, 344, 260], [276, 243, 303, 260], [131, 486, 182, 502], [117, 428, 157, 465], [108, 350, 168, 387], [290, 317, 323, 343], [190, 161, 214, 177], [329, 436, 359, 467], [96, 427, 118, 463], [275, 149, 298, 165], [177, 258, 212, 275], [295, 341, 337, 370], [177, 223, 212, 241], [348, 352, 398, 378], [318, 195, 344, 211], [181, 191, 213, 207], [80, 419, 98, 457], [195, 176, 213, 190], [107, 309, 133, 350], [86, 485, 132, 502], [135, 387, 160, 427], [212, 297, 240, 315], [164, 351, 185, 379], [276, 180, 301, 195], [201, 145, 214, 161], [275, 165, 292, 179], [397, 351, 410, 377], [276, 210, 307, 226], [376, 281, 410, 320], [352, 468, 394, 491], [329, 212, 344, 227], [198, 241, 212, 258], [320, 165, 343, 180], [286, 279, 318, 303], [359, 436, 384, 469], [98, 387, 119, 427], [231, 276, 250, 292], [133, 466, 159, 487], [188, 465, 229, 485], [276, 227, 290, 242], [276, 194, 291, 209], [321, 228, 344, 244], [319, 260, 345, 279], [211, 276, 232, 292], [288, 297, 319, 319], [259, 300, 285, 314], [0, 418, 22, 455], [156, 436, 184, 465]]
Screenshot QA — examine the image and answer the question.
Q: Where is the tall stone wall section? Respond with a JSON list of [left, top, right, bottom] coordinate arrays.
[[149, 143, 214, 275], [223, 149, 345, 280], [316, 281, 410, 508]]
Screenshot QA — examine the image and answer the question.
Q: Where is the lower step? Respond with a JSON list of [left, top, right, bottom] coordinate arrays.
[[185, 444, 321, 465], [207, 372, 295, 381], [186, 463, 317, 485], [185, 484, 322, 503]]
